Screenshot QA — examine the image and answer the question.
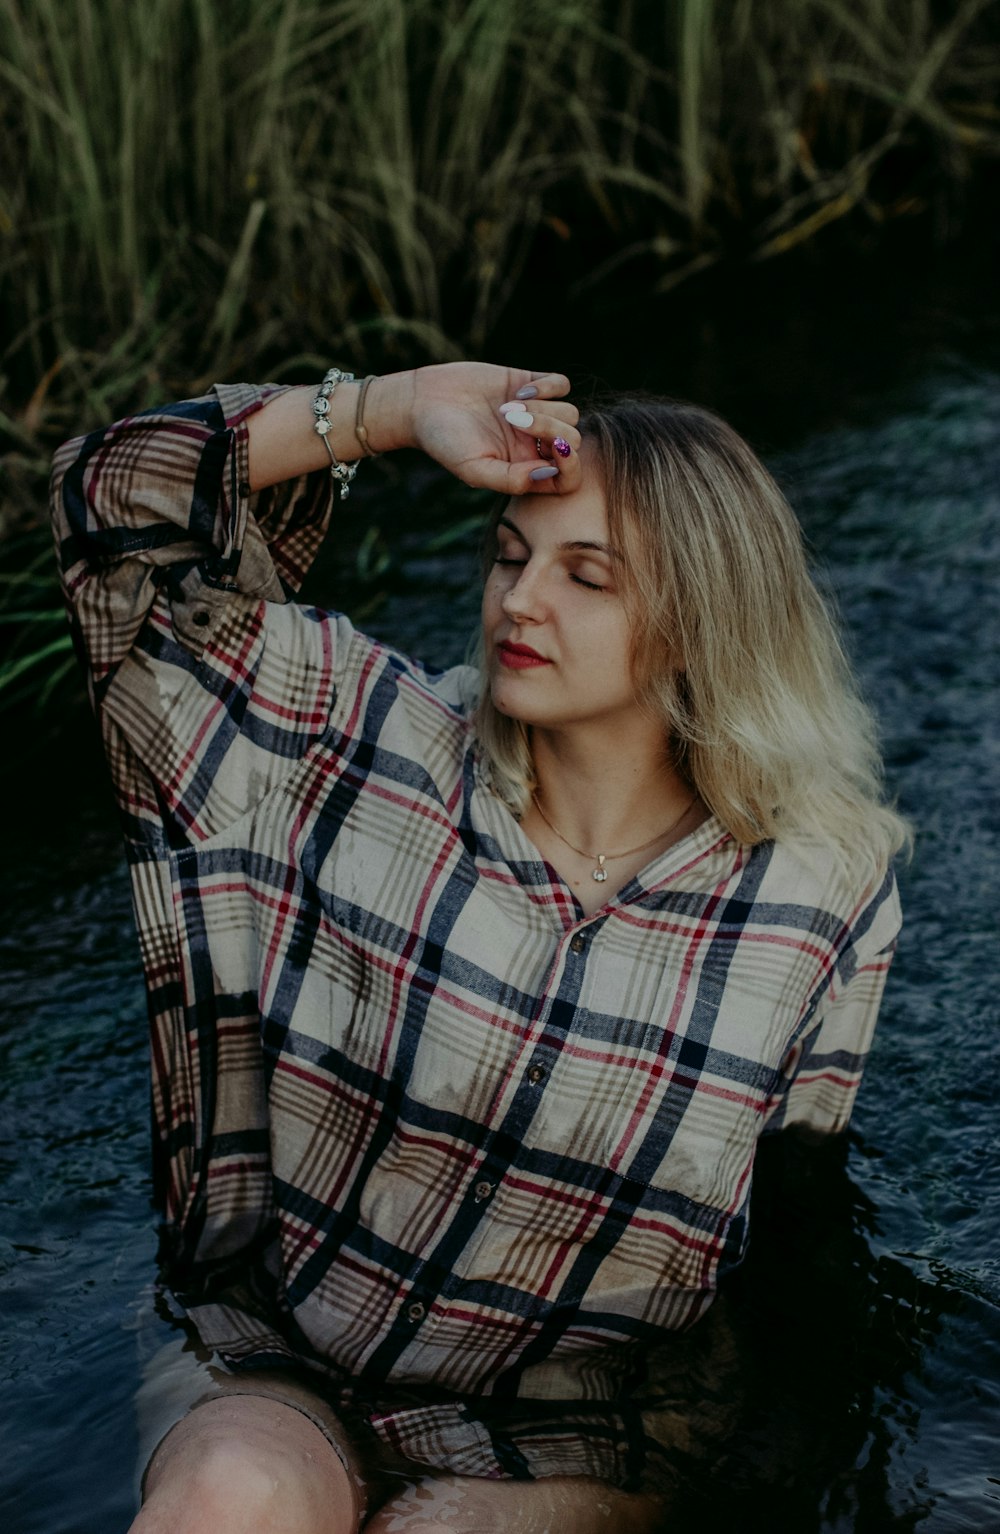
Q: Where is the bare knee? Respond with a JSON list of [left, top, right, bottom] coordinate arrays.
[[131, 1395, 359, 1534], [158, 1436, 281, 1524]]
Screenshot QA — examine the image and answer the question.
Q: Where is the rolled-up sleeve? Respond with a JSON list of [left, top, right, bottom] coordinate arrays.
[[50, 383, 347, 843]]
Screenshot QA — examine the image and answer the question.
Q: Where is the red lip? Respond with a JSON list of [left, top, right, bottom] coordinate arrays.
[[497, 640, 552, 669]]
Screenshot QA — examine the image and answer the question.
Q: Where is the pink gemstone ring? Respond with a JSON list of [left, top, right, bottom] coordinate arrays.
[[553, 437, 571, 458]]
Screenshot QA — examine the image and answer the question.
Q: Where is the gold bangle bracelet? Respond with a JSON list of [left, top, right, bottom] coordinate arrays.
[[354, 374, 381, 458]]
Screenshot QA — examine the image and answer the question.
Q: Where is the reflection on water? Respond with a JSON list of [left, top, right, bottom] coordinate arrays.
[[2, 361, 998, 1533]]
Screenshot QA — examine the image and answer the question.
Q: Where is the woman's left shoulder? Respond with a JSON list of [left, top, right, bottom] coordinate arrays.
[[761, 834, 901, 951]]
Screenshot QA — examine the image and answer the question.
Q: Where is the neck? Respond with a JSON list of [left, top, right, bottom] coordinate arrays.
[[528, 721, 692, 853]]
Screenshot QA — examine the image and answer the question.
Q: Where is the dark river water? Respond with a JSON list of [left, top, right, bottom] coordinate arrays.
[[2, 260, 999, 1532]]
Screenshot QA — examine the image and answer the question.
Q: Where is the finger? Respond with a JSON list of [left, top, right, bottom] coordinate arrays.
[[454, 450, 582, 496], [509, 370, 572, 403], [511, 448, 583, 495], [499, 399, 580, 429], [497, 407, 583, 458], [507, 431, 584, 494]]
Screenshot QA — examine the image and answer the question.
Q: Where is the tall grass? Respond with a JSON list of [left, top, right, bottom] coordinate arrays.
[[1, 0, 997, 718], [2, 0, 997, 433]]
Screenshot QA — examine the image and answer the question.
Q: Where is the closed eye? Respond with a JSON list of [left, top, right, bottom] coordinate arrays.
[[571, 573, 605, 591]]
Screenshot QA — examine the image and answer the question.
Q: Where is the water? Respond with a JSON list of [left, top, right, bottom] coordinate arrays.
[[2, 338, 998, 1530]]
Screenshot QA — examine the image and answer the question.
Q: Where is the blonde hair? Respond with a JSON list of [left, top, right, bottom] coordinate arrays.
[[475, 395, 910, 869]]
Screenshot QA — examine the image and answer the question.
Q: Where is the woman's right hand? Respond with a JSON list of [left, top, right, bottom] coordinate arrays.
[[389, 362, 583, 496]]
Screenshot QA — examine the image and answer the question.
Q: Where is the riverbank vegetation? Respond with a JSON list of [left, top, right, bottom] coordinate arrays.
[[2, 0, 998, 717]]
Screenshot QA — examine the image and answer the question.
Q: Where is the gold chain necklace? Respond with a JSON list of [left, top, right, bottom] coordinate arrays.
[[531, 791, 698, 883]]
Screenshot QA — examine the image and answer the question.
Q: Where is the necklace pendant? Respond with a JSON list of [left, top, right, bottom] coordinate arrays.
[[592, 855, 608, 883]]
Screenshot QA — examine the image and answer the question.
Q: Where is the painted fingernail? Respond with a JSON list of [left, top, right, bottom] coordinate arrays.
[[553, 437, 571, 458], [504, 410, 534, 429], [529, 465, 559, 480], [515, 385, 538, 399], [499, 401, 518, 414]]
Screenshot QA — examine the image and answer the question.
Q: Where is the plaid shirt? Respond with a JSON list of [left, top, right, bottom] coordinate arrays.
[[51, 383, 901, 1486]]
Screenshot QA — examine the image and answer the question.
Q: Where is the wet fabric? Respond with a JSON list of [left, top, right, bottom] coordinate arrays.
[[50, 383, 900, 1486]]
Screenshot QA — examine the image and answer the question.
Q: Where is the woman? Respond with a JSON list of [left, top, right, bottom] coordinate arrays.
[[51, 362, 905, 1533]]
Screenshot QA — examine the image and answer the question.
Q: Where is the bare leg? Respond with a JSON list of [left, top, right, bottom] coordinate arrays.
[[365, 1473, 665, 1534], [128, 1395, 363, 1534]]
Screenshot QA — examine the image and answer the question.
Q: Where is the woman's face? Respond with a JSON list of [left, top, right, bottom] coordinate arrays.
[[481, 470, 642, 735]]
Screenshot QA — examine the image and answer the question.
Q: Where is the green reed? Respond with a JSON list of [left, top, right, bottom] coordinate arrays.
[[3, 0, 997, 426], [1, 0, 997, 720]]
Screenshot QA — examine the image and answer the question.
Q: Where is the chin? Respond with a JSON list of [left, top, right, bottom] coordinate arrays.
[[490, 684, 533, 726], [492, 694, 524, 722]]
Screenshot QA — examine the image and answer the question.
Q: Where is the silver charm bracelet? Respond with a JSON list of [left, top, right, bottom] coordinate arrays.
[[313, 367, 359, 497]]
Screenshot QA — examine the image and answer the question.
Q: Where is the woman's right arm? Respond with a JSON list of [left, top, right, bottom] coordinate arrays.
[[51, 365, 580, 693], [50, 364, 579, 840]]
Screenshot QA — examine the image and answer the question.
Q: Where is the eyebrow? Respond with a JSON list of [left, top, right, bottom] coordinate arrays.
[[497, 515, 621, 560]]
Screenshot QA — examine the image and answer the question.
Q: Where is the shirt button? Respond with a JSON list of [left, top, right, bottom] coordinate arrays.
[[474, 1180, 494, 1202], [238, 480, 252, 497], [406, 1301, 425, 1322], [192, 610, 211, 628], [527, 1065, 546, 1085], [570, 934, 586, 954]]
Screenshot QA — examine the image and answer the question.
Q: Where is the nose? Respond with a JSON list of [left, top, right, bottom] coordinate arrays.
[[500, 563, 544, 623]]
